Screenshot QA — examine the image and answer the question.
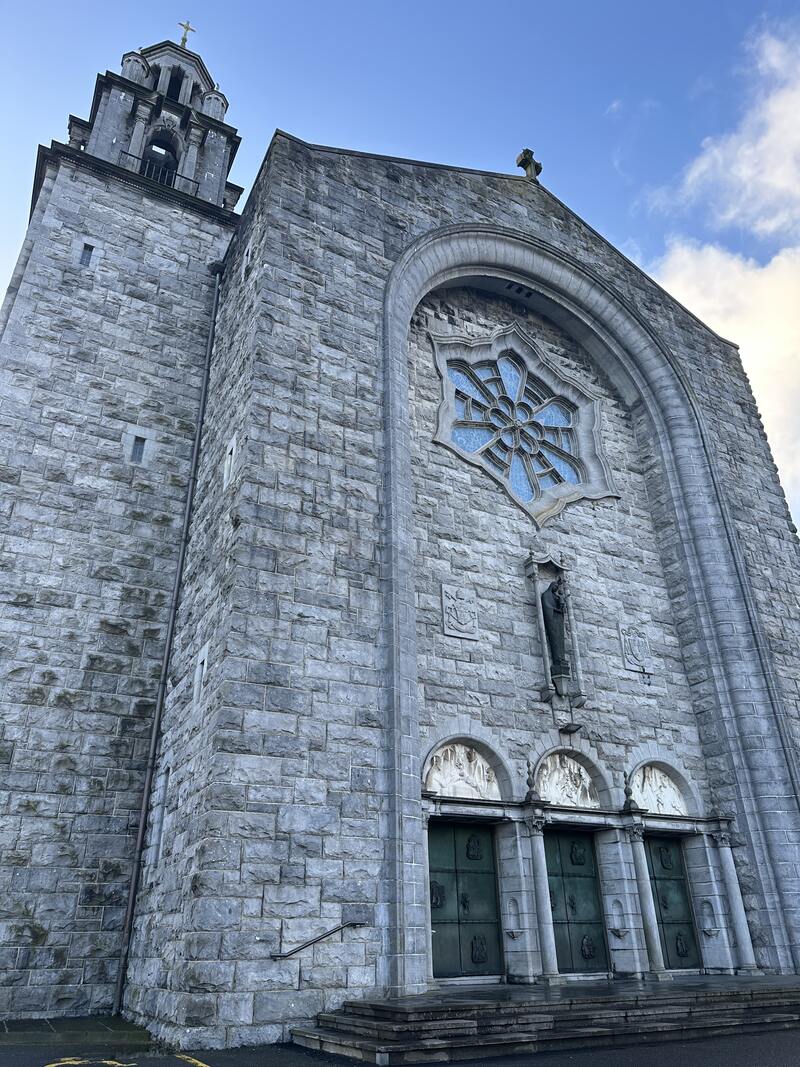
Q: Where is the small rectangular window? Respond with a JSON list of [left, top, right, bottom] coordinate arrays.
[[131, 435, 146, 463], [153, 766, 170, 865], [223, 435, 237, 488], [193, 645, 209, 708], [80, 243, 94, 266]]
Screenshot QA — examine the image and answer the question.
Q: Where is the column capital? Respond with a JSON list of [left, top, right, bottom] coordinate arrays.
[[133, 99, 153, 121], [626, 824, 645, 843], [525, 814, 547, 836], [186, 123, 205, 146], [711, 830, 732, 848]]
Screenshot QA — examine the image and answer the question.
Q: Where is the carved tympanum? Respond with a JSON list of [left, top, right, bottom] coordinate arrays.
[[424, 743, 501, 801], [628, 764, 688, 816], [534, 753, 600, 809]]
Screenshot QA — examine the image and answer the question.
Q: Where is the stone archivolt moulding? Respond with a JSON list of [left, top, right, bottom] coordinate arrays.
[[423, 742, 502, 801], [534, 752, 601, 808], [629, 763, 688, 816], [431, 322, 617, 526]]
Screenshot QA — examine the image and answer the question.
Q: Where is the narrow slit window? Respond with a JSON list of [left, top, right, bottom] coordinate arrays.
[[193, 645, 209, 708], [131, 435, 146, 463], [153, 766, 170, 865], [223, 435, 237, 488], [80, 243, 94, 266]]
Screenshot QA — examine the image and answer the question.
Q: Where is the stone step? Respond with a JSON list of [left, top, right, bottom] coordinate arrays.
[[314, 1010, 553, 1042], [291, 1009, 800, 1065], [316, 997, 799, 1044], [340, 985, 800, 1021]]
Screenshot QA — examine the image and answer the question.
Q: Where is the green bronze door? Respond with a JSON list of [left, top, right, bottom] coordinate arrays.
[[545, 830, 609, 973], [646, 835, 701, 969], [428, 822, 503, 978]]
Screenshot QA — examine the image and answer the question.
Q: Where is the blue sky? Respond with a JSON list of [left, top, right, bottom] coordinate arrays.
[[2, 1, 799, 516]]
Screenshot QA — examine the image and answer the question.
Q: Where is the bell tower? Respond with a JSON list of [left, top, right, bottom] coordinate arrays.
[[65, 39, 241, 208], [0, 33, 240, 1018]]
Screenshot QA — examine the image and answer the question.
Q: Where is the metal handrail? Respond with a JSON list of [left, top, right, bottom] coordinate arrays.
[[269, 921, 366, 960], [118, 150, 199, 196]]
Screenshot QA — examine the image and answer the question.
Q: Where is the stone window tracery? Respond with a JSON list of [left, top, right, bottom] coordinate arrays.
[[448, 355, 583, 504], [431, 323, 616, 526]]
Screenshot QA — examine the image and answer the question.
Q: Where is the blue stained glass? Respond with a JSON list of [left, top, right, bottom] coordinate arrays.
[[452, 425, 495, 452], [540, 445, 580, 483], [448, 368, 488, 404], [445, 355, 585, 508], [510, 454, 534, 501], [498, 356, 522, 401], [536, 401, 572, 427]]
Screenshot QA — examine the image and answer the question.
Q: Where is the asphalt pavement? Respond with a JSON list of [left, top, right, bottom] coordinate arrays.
[[3, 1030, 800, 1067]]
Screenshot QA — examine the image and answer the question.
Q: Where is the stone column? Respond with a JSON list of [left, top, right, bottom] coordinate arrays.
[[712, 830, 758, 972], [422, 810, 434, 983], [526, 815, 559, 979], [178, 126, 204, 194], [127, 103, 152, 166], [627, 825, 669, 978], [156, 65, 172, 95]]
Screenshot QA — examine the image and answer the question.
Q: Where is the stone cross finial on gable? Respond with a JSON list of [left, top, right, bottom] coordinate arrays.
[[516, 148, 543, 181], [178, 20, 196, 48]]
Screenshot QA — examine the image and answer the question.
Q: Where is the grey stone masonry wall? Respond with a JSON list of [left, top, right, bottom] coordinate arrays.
[[408, 285, 709, 806], [124, 168, 266, 1041], [124, 129, 800, 1049], [0, 154, 233, 1016]]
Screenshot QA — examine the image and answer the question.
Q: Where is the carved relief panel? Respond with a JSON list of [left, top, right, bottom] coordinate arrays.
[[424, 742, 501, 801]]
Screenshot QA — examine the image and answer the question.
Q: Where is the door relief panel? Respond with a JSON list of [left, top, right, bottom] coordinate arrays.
[[545, 830, 609, 973], [645, 835, 701, 969], [429, 823, 502, 977]]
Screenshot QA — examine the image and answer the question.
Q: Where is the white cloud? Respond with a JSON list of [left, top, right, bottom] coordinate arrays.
[[648, 25, 800, 523], [674, 29, 800, 237], [654, 239, 800, 521]]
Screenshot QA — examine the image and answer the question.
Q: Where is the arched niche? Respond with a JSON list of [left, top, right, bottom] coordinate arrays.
[[629, 761, 692, 817], [533, 750, 604, 809], [422, 738, 508, 802]]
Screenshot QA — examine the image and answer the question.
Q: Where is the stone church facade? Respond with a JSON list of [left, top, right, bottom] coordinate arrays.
[[2, 36, 800, 1050]]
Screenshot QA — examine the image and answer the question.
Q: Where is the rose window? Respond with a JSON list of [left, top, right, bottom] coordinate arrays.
[[448, 354, 582, 505], [431, 323, 616, 525]]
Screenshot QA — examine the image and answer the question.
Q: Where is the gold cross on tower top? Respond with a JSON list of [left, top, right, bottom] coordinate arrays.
[[178, 20, 196, 48]]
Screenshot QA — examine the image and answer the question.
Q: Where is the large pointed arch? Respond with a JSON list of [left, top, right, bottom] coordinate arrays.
[[380, 223, 800, 995]]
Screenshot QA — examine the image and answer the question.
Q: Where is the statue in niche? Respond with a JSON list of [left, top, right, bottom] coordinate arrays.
[[541, 577, 570, 678]]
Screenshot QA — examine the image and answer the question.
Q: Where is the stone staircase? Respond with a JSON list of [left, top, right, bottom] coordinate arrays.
[[290, 976, 800, 1064]]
